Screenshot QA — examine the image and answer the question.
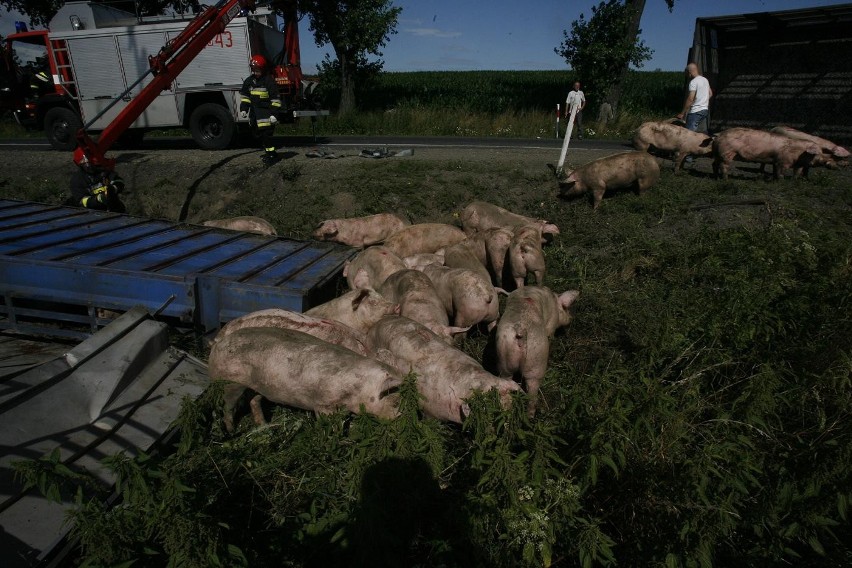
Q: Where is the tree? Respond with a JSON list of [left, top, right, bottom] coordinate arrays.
[[297, 0, 401, 114], [555, 0, 674, 112], [1, 0, 199, 28]]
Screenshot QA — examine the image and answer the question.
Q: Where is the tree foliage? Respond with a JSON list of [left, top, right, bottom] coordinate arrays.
[[555, 0, 653, 110], [1, 0, 200, 27], [297, 0, 401, 114]]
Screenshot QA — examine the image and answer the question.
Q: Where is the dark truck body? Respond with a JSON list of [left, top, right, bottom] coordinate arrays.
[[689, 3, 852, 143]]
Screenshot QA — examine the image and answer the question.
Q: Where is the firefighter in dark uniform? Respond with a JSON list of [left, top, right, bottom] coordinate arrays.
[[29, 66, 53, 97], [70, 148, 126, 213], [240, 54, 281, 164]]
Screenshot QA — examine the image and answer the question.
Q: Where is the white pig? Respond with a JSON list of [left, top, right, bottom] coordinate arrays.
[[212, 308, 370, 356], [494, 286, 580, 416], [312, 213, 408, 248], [559, 151, 660, 209], [378, 269, 466, 342], [342, 245, 406, 290], [367, 315, 521, 423], [507, 224, 547, 288], [770, 126, 850, 160], [381, 223, 467, 258], [211, 327, 401, 431], [712, 128, 824, 181], [421, 264, 500, 329], [403, 252, 445, 270], [201, 216, 277, 235], [459, 201, 559, 239], [633, 120, 714, 173], [305, 274, 399, 334]]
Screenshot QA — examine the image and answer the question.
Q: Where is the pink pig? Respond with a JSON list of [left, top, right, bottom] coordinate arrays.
[[421, 263, 501, 329], [381, 223, 467, 258], [712, 127, 824, 180], [378, 269, 467, 342], [343, 245, 406, 290], [494, 286, 580, 416], [560, 151, 660, 210], [305, 277, 399, 334], [633, 120, 714, 173], [459, 201, 559, 238], [201, 216, 277, 235], [312, 213, 408, 248]]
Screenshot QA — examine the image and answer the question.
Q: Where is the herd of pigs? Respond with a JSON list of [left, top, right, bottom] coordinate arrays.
[[205, 122, 849, 431], [561, 123, 849, 209]]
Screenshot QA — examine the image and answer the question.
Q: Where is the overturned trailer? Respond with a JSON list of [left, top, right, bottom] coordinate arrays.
[[689, 3, 852, 143]]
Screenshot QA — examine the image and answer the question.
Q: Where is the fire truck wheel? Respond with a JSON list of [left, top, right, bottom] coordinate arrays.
[[189, 103, 236, 150], [44, 107, 83, 151]]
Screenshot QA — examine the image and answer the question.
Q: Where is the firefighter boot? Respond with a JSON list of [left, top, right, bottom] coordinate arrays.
[[262, 147, 279, 165]]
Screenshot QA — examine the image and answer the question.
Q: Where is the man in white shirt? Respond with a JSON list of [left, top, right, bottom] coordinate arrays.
[[565, 81, 586, 139], [676, 63, 712, 133]]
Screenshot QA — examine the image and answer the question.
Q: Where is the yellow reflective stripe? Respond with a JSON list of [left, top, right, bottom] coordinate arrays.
[[265, 146, 276, 152], [270, 100, 281, 107], [256, 120, 272, 127], [92, 185, 108, 195], [81, 196, 91, 207], [240, 96, 250, 103]]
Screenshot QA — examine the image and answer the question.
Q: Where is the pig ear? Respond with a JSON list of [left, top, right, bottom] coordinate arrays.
[[352, 268, 371, 290], [558, 290, 580, 310], [444, 325, 470, 339], [351, 288, 371, 310], [495, 287, 509, 296], [699, 137, 713, 148], [342, 259, 350, 277], [541, 223, 560, 235]]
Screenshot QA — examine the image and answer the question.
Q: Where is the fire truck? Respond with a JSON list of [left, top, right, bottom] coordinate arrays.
[[1, 0, 320, 153]]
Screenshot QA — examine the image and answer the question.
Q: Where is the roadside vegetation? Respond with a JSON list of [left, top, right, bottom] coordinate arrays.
[[15, 150, 852, 566]]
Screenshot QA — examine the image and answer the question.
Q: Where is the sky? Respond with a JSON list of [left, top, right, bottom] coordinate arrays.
[[2, 0, 850, 72]]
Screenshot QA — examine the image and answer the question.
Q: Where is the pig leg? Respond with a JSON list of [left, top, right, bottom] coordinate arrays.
[[673, 152, 686, 174], [592, 185, 606, 210], [249, 394, 267, 426], [223, 383, 246, 433], [521, 340, 550, 417]]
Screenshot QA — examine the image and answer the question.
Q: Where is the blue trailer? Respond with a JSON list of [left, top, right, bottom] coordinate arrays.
[[0, 199, 355, 339]]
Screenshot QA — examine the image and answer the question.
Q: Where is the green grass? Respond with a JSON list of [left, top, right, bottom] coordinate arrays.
[[16, 161, 852, 567]]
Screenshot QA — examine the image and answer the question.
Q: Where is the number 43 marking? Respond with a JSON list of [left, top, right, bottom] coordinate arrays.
[[208, 31, 233, 48]]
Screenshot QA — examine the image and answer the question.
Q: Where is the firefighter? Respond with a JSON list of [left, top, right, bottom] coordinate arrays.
[[70, 148, 126, 213], [29, 67, 53, 97], [239, 54, 281, 164]]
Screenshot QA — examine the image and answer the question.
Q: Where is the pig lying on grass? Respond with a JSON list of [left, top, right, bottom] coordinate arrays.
[[460, 201, 559, 239], [312, 213, 408, 248], [211, 327, 402, 432], [201, 216, 277, 235], [494, 286, 580, 416], [559, 151, 660, 210], [212, 308, 370, 356], [712, 127, 824, 181], [368, 315, 521, 423], [305, 273, 399, 334], [633, 120, 713, 173], [382, 223, 467, 258]]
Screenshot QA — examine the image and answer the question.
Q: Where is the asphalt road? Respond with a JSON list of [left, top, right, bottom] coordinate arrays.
[[0, 135, 633, 153]]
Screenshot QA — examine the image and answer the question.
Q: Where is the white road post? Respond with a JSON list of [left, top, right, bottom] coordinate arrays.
[[555, 103, 560, 138], [557, 99, 579, 174]]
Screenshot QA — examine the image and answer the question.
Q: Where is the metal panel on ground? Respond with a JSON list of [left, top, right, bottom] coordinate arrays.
[[0, 199, 355, 338]]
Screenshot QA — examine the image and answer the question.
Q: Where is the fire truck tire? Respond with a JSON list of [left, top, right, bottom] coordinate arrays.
[[44, 107, 83, 151], [189, 103, 236, 150]]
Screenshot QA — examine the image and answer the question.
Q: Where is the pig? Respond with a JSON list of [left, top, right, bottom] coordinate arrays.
[[212, 308, 370, 356], [712, 128, 824, 181], [559, 151, 660, 209], [459, 201, 560, 239], [312, 213, 409, 248], [211, 327, 401, 432], [381, 223, 467, 258], [770, 125, 850, 160], [446, 228, 516, 286], [633, 120, 714, 173], [201, 216, 277, 235], [342, 245, 406, 290], [378, 269, 466, 342], [442, 239, 492, 283], [507, 224, 546, 288], [403, 252, 445, 270], [305, 276, 399, 334], [421, 263, 500, 329], [494, 286, 580, 416], [367, 315, 521, 423]]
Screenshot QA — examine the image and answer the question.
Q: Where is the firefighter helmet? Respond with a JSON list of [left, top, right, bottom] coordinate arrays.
[[249, 55, 267, 70]]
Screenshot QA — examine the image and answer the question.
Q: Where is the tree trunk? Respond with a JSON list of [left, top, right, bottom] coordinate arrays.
[[606, 0, 647, 110], [338, 51, 356, 115]]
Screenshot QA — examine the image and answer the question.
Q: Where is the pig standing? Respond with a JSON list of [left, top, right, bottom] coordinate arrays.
[[378, 269, 465, 342], [201, 216, 277, 235], [421, 264, 500, 329], [305, 280, 399, 334], [212, 308, 370, 356], [368, 315, 521, 423], [559, 151, 660, 210], [211, 327, 401, 431], [633, 120, 714, 173], [460, 201, 560, 239], [507, 224, 547, 288], [494, 286, 580, 416], [712, 128, 823, 181], [312, 213, 408, 248], [770, 126, 850, 161], [381, 223, 467, 258], [343, 245, 406, 290]]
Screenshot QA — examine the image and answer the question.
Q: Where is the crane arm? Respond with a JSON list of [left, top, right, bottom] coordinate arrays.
[[76, 0, 258, 171]]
